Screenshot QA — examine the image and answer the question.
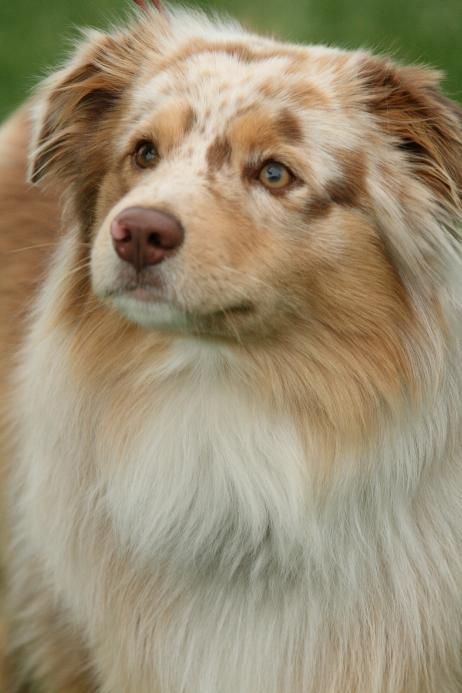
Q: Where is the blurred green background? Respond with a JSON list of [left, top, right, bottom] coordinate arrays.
[[1, 0, 461, 121]]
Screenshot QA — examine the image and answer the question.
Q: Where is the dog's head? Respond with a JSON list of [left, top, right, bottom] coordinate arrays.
[[28, 4, 462, 398]]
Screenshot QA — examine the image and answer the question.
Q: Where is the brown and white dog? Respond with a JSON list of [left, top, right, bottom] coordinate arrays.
[[1, 1, 462, 691]]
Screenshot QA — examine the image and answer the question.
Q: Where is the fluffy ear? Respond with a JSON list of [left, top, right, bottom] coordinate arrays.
[[359, 56, 462, 214], [29, 28, 143, 187], [357, 56, 462, 290]]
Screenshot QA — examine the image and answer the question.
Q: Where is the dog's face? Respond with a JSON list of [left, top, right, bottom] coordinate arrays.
[[30, 7, 462, 351], [90, 44, 390, 339]]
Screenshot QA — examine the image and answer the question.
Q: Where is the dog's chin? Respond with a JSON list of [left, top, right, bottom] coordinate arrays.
[[111, 294, 192, 331], [109, 290, 256, 337]]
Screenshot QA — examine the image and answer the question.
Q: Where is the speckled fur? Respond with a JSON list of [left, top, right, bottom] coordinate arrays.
[[1, 4, 462, 692]]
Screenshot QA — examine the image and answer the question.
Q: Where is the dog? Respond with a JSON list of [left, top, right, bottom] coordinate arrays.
[[1, 0, 462, 690]]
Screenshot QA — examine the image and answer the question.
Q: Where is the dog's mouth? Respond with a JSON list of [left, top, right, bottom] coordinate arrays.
[[114, 285, 253, 314], [124, 285, 165, 303], [103, 280, 256, 333]]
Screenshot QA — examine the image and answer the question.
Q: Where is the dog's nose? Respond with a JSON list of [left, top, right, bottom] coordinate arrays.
[[111, 207, 184, 271]]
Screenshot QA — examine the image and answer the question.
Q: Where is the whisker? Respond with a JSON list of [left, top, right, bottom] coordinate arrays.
[[7, 242, 59, 255]]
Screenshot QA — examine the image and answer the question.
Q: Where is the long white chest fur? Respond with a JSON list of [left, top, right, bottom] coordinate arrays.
[[13, 273, 462, 693]]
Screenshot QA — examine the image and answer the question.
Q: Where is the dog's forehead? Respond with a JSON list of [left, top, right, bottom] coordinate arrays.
[[133, 48, 329, 126]]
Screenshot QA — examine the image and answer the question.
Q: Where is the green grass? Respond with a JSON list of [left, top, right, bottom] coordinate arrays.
[[1, 0, 461, 120]]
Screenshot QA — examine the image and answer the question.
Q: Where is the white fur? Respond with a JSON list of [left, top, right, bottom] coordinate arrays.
[[11, 231, 462, 693], [9, 7, 462, 693]]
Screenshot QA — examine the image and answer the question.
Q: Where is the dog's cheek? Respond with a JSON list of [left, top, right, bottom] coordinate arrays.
[[287, 208, 408, 329]]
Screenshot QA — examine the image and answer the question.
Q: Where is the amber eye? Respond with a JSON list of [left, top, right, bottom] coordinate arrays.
[[133, 140, 158, 169], [258, 161, 293, 191]]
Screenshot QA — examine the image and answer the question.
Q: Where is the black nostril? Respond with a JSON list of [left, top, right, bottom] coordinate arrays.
[[148, 232, 161, 248]]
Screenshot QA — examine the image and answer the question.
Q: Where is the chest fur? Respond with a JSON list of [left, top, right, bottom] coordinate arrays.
[[14, 332, 462, 693]]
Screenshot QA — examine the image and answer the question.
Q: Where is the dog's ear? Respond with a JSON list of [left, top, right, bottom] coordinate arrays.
[[359, 57, 462, 214], [29, 29, 141, 186], [357, 57, 462, 288]]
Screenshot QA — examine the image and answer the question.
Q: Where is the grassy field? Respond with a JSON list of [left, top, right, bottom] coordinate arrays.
[[1, 0, 461, 121]]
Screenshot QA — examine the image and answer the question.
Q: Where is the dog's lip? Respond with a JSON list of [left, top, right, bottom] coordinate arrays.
[[126, 290, 254, 317], [124, 286, 164, 303], [105, 279, 164, 301], [108, 285, 254, 318], [208, 302, 254, 317]]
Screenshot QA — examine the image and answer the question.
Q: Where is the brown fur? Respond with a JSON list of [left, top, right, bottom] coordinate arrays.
[[359, 57, 462, 212], [0, 107, 59, 498], [206, 136, 232, 173], [0, 110, 96, 691], [155, 37, 307, 74], [1, 8, 462, 693]]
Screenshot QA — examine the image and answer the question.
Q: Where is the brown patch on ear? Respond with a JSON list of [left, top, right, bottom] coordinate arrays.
[[30, 31, 142, 190], [359, 57, 462, 211], [206, 137, 232, 174]]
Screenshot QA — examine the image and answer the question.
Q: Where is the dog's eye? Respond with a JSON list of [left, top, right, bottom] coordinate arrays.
[[258, 161, 293, 191], [133, 140, 158, 169]]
